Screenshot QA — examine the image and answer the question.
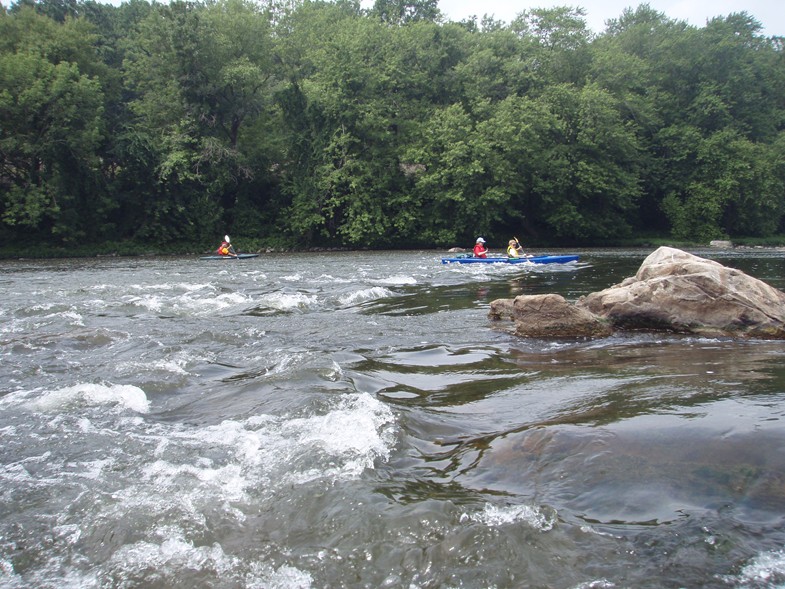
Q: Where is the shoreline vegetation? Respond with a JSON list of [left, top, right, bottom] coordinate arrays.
[[2, 2, 785, 256], [2, 236, 784, 260]]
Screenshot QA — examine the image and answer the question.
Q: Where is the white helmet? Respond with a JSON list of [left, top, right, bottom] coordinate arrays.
[[476, 237, 485, 244]]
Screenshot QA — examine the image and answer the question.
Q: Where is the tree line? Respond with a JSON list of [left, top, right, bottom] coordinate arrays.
[[1, 0, 784, 252]]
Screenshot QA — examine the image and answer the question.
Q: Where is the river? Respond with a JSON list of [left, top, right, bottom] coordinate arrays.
[[1, 248, 784, 588]]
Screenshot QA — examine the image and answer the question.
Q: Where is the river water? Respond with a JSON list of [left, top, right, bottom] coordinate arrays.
[[1, 248, 784, 589]]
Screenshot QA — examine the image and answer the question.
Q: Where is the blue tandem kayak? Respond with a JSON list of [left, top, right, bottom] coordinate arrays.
[[200, 253, 259, 260], [441, 254, 579, 265]]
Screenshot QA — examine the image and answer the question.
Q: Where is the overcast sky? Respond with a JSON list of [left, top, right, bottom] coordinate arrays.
[[434, 0, 784, 37]]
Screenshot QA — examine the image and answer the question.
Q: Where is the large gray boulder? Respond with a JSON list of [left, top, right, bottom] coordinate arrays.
[[577, 246, 785, 338], [489, 246, 785, 339]]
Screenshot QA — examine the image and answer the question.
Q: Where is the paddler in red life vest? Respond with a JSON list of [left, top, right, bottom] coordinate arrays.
[[216, 235, 237, 257], [473, 237, 488, 258]]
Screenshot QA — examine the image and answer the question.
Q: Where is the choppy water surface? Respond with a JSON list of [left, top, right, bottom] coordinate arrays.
[[1, 248, 785, 588]]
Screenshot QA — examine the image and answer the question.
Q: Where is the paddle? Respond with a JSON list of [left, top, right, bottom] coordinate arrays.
[[513, 236, 532, 258], [225, 234, 239, 258]]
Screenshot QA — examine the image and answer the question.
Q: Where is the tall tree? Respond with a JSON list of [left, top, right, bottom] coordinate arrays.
[[662, 128, 785, 240], [530, 83, 642, 240], [696, 13, 785, 141], [277, 4, 467, 246], [369, 0, 439, 25], [122, 0, 281, 241], [0, 6, 107, 243], [510, 6, 592, 88]]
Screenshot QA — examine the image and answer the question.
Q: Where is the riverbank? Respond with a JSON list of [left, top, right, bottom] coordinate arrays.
[[1, 235, 784, 260]]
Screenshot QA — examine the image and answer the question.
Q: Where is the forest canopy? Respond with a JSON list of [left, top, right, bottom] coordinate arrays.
[[1, 0, 784, 251]]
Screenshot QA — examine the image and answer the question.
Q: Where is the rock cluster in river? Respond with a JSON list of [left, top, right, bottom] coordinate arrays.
[[489, 246, 785, 339]]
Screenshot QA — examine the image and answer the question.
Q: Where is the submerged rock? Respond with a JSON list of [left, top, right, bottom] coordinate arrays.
[[490, 246, 785, 339]]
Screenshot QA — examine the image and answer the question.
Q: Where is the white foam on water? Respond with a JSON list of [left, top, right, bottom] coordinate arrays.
[[262, 291, 319, 312], [138, 358, 192, 375], [106, 528, 314, 589], [0, 559, 23, 589], [27, 302, 59, 312], [340, 286, 395, 306], [24, 303, 85, 326], [241, 326, 267, 339], [265, 352, 305, 376], [246, 562, 314, 589], [720, 548, 785, 587], [314, 273, 353, 284], [87, 283, 115, 292], [82, 297, 120, 313], [325, 360, 344, 382], [373, 275, 417, 286], [54, 310, 85, 326], [579, 525, 621, 539], [71, 457, 114, 480], [167, 290, 253, 315], [0, 461, 35, 485], [571, 581, 616, 589], [206, 291, 254, 310], [237, 350, 305, 379], [126, 281, 216, 293], [120, 281, 255, 316], [115, 351, 198, 376], [106, 527, 239, 581], [143, 457, 248, 504], [463, 503, 557, 532], [113, 393, 395, 513], [0, 320, 23, 335], [281, 393, 396, 480], [2, 383, 150, 414], [0, 386, 393, 587], [123, 293, 166, 313], [85, 396, 391, 586], [0, 564, 99, 589], [259, 393, 395, 479], [52, 523, 82, 545]]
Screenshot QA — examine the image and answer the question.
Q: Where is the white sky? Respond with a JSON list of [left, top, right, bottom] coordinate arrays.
[[435, 0, 785, 37]]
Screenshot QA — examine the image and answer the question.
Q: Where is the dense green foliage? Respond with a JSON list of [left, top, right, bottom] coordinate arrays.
[[1, 0, 784, 251]]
